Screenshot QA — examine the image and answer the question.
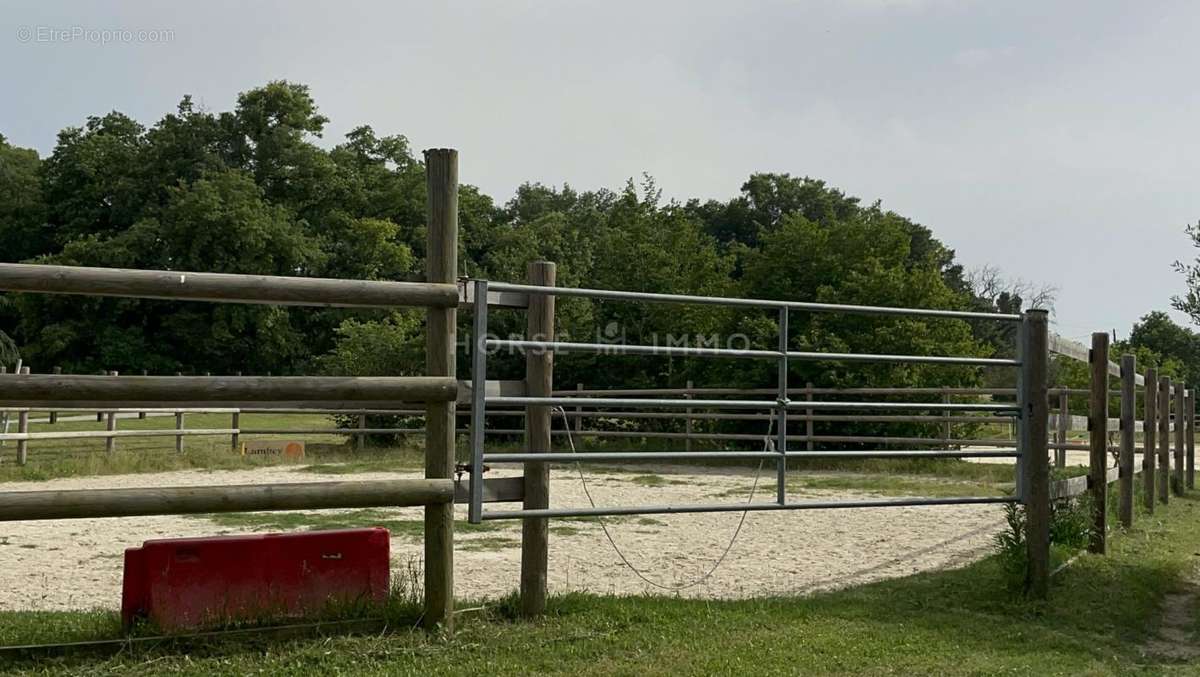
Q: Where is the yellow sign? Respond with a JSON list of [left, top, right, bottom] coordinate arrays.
[[241, 440, 305, 459]]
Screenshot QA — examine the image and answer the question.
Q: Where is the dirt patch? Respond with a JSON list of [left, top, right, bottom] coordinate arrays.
[[0, 464, 1006, 611], [1142, 567, 1200, 661]]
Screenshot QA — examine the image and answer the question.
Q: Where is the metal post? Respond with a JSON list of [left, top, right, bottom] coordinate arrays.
[[106, 370, 118, 453], [49, 366, 60, 424], [805, 382, 814, 452], [16, 410, 28, 466], [1019, 310, 1050, 598], [231, 411, 240, 451], [468, 279, 488, 523], [1087, 333, 1108, 554], [1118, 354, 1135, 528], [357, 413, 366, 451], [942, 387, 952, 449], [175, 412, 184, 453], [575, 383, 584, 436], [1159, 376, 1170, 505], [1174, 381, 1185, 496], [521, 261, 555, 618], [776, 307, 789, 505], [684, 379, 693, 453], [1143, 367, 1157, 513], [139, 370, 147, 419], [423, 147, 458, 631]]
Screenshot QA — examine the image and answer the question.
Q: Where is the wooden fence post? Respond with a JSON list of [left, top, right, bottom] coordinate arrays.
[[1087, 332, 1108, 554], [1174, 381, 1186, 496], [1188, 389, 1196, 490], [1055, 390, 1069, 468], [1144, 367, 1157, 513], [1118, 354, 1135, 528], [1159, 376, 1171, 505], [684, 380, 693, 452], [49, 366, 61, 424], [805, 382, 815, 451], [423, 148, 457, 631], [106, 371, 118, 453], [1021, 310, 1050, 598], [521, 260, 556, 618]]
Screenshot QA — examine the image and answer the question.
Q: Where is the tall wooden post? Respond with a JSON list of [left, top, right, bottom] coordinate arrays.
[[1087, 333, 1108, 554], [1188, 389, 1196, 490], [1174, 382, 1186, 496], [1118, 354, 1135, 528], [1159, 376, 1171, 505], [1055, 391, 1069, 468], [423, 148, 458, 631], [521, 260, 556, 618], [105, 371, 118, 453], [1020, 310, 1050, 598], [49, 366, 61, 424], [1143, 368, 1157, 513]]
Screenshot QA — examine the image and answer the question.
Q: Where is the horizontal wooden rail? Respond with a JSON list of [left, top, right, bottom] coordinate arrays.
[[0, 479, 454, 521], [0, 375, 457, 403], [0, 263, 459, 309]]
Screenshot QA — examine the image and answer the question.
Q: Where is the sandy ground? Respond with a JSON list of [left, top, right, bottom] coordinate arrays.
[[0, 464, 1007, 611]]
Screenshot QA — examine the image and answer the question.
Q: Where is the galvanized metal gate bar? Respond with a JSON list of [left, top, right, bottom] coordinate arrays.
[[466, 279, 1024, 524]]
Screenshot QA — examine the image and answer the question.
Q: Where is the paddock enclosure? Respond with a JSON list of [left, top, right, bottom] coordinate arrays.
[[0, 148, 1194, 634]]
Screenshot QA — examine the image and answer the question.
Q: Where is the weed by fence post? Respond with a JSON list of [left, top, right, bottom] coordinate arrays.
[[1144, 367, 1157, 513], [521, 260, 555, 618], [423, 148, 458, 631], [1174, 381, 1186, 496], [1087, 332, 1108, 554], [1020, 309, 1050, 598], [1159, 376, 1171, 505], [1118, 354, 1135, 528]]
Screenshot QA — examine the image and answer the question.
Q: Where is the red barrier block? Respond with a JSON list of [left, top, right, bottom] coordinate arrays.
[[121, 528, 389, 631]]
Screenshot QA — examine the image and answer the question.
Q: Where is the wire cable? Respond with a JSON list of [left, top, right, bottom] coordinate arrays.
[[554, 406, 769, 591]]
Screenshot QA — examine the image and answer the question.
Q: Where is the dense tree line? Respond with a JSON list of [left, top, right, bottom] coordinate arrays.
[[0, 81, 1055, 402]]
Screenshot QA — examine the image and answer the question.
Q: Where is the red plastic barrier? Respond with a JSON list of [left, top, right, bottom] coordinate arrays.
[[121, 528, 390, 631]]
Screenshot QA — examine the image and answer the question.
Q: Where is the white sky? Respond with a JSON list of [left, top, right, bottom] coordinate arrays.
[[3, 0, 1199, 340]]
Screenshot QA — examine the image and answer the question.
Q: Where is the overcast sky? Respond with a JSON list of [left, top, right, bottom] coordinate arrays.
[[3, 0, 1198, 341]]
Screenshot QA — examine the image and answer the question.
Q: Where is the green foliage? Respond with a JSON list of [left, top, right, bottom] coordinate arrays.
[[0, 80, 1035, 417]]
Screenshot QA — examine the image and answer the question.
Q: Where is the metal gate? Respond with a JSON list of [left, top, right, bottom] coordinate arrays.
[[465, 278, 1032, 524]]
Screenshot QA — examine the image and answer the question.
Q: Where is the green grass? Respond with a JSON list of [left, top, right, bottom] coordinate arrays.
[[190, 509, 506, 537], [6, 493, 1200, 674]]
